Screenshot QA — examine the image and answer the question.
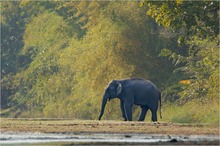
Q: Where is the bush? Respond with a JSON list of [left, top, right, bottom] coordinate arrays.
[[162, 99, 219, 124]]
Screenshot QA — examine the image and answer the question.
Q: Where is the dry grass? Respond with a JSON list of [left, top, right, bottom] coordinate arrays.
[[1, 118, 219, 135]]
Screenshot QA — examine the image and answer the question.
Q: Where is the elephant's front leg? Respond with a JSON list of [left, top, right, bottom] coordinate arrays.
[[124, 103, 133, 121], [120, 101, 127, 121]]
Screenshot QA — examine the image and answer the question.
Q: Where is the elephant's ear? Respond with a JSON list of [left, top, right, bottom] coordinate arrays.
[[117, 82, 122, 96]]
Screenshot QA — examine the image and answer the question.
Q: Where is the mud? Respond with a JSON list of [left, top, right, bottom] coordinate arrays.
[[0, 132, 219, 146]]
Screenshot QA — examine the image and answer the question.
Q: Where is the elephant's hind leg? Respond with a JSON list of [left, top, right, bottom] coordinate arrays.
[[150, 109, 157, 122], [138, 106, 149, 121]]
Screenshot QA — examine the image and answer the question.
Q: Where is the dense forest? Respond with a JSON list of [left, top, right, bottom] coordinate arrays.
[[1, 1, 219, 123]]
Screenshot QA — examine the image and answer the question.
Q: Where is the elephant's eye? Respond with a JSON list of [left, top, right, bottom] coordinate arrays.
[[109, 87, 115, 90]]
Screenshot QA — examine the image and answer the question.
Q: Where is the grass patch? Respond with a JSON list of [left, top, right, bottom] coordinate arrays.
[[162, 99, 219, 124]]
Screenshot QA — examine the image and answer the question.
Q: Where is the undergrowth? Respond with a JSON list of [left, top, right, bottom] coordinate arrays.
[[1, 99, 219, 124], [161, 99, 219, 124]]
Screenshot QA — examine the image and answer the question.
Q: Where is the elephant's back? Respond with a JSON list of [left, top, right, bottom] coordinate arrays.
[[122, 79, 158, 92], [128, 78, 157, 87], [134, 79, 159, 94]]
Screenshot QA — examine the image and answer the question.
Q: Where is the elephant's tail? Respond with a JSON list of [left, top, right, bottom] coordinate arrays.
[[159, 92, 162, 119]]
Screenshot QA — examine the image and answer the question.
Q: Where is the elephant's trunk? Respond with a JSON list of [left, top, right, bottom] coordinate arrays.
[[98, 91, 109, 120]]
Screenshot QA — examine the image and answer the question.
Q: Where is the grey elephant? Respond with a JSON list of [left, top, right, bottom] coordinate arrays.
[[98, 78, 162, 122]]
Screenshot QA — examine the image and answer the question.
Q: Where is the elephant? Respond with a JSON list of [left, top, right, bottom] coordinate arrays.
[[98, 78, 162, 122]]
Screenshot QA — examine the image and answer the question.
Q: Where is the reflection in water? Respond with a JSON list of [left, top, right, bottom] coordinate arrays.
[[0, 132, 219, 146]]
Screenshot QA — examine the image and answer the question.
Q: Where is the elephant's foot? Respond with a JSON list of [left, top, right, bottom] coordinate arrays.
[[153, 121, 159, 128], [123, 118, 127, 121]]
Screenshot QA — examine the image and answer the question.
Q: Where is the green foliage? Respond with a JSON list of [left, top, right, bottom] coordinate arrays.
[[1, 1, 26, 108], [163, 99, 219, 124], [160, 35, 219, 105], [8, 12, 72, 116], [22, 12, 70, 57], [144, 1, 219, 38], [141, 0, 219, 123], [179, 36, 219, 100]]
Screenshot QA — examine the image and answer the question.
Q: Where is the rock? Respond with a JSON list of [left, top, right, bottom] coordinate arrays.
[[170, 138, 178, 142]]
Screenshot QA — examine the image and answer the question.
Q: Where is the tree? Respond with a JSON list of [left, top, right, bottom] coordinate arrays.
[[2, 1, 180, 119], [59, 2, 179, 119], [142, 1, 219, 38], [1, 2, 26, 108], [8, 12, 72, 116], [142, 0, 219, 104]]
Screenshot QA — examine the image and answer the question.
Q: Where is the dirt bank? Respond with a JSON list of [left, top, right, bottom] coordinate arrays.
[[1, 118, 219, 135]]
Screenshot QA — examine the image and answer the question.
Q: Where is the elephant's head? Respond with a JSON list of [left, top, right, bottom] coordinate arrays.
[[98, 80, 122, 120]]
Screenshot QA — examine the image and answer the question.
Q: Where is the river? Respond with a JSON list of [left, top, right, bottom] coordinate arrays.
[[0, 132, 219, 146]]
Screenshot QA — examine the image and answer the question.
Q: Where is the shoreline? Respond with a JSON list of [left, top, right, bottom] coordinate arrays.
[[1, 131, 219, 145]]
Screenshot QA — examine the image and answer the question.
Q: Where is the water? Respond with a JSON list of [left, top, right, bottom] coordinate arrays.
[[0, 132, 219, 146]]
